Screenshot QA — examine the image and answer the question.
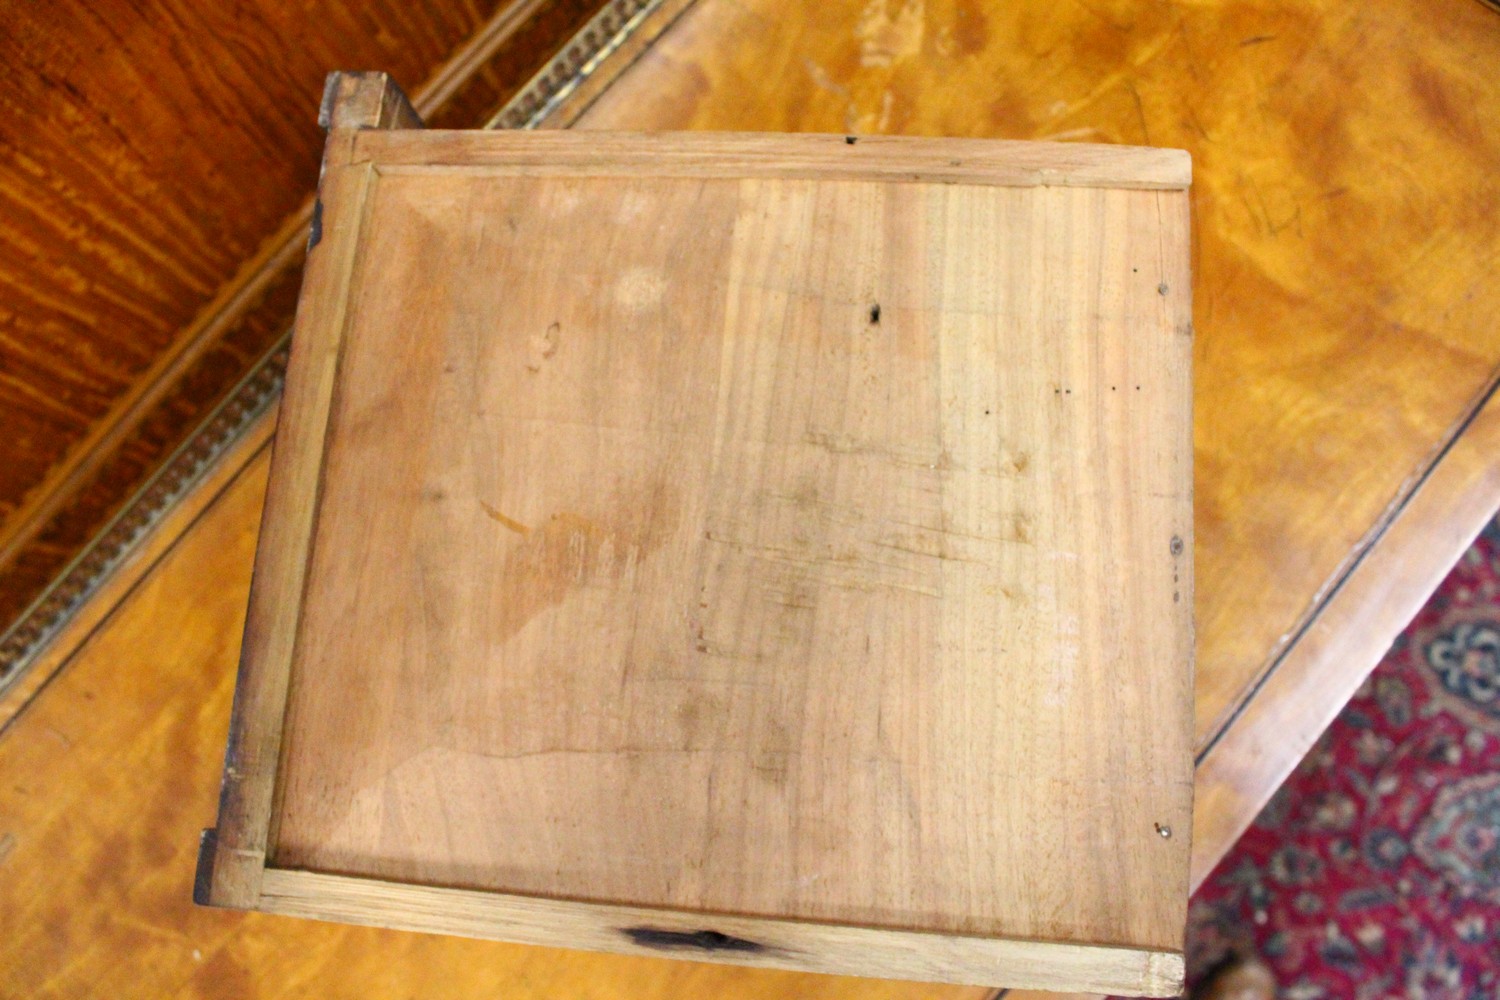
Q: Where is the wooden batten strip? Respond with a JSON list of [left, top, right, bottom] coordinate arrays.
[[201, 156, 380, 907], [257, 869, 1184, 998], [356, 130, 1192, 190]]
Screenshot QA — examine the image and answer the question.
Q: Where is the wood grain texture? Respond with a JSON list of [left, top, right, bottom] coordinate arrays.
[[206, 130, 1194, 992], [573, 0, 1500, 783], [0, 0, 611, 640], [0, 0, 492, 517], [0, 442, 993, 1000]]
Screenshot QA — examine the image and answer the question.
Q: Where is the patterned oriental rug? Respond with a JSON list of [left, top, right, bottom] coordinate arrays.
[[1182, 519, 1500, 999]]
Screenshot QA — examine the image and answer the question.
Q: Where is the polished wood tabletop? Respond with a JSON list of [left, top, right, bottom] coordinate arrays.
[[5, 0, 1500, 996]]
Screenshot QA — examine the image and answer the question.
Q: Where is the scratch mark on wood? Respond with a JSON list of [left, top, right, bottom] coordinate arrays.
[[526, 322, 561, 372], [479, 501, 530, 534]]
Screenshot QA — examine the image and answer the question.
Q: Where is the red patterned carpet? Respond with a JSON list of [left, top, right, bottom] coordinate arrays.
[[1184, 519, 1500, 999]]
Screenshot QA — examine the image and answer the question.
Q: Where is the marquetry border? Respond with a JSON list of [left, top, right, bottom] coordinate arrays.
[[0, 0, 696, 701], [490, 0, 671, 128], [0, 345, 289, 676]]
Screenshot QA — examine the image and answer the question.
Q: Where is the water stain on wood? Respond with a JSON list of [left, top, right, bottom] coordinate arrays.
[[952, 0, 989, 56], [856, 0, 925, 68], [489, 476, 681, 647]]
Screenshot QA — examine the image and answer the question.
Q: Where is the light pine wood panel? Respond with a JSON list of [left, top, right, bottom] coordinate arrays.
[[571, 0, 1500, 760], [203, 128, 1193, 992]]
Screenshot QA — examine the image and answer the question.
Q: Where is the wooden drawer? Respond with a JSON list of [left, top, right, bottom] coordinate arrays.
[[198, 72, 1194, 997]]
